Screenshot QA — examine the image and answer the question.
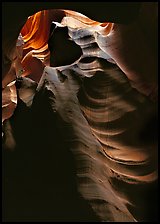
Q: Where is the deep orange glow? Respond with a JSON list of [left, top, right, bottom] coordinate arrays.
[[21, 10, 50, 50]]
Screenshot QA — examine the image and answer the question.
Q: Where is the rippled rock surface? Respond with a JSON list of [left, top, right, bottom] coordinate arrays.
[[2, 6, 157, 222]]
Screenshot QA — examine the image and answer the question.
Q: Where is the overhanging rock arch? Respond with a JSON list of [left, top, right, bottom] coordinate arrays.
[[2, 2, 158, 222]]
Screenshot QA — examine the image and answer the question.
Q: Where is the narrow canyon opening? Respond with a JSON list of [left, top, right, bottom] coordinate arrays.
[[2, 3, 158, 222]]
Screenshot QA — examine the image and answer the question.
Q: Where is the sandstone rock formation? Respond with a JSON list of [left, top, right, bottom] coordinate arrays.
[[2, 3, 158, 222]]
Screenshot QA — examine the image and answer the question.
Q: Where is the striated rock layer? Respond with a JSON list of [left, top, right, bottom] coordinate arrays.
[[2, 5, 158, 222]]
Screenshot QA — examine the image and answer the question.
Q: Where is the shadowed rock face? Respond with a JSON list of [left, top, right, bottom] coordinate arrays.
[[48, 25, 82, 67], [2, 3, 158, 222]]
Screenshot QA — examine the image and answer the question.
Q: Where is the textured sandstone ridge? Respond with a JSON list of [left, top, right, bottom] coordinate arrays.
[[2, 5, 157, 222]]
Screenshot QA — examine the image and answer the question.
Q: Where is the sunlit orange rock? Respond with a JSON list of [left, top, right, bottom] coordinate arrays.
[[2, 3, 158, 222]]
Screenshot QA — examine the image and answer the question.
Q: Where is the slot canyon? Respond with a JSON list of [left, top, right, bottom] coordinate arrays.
[[2, 2, 158, 222]]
